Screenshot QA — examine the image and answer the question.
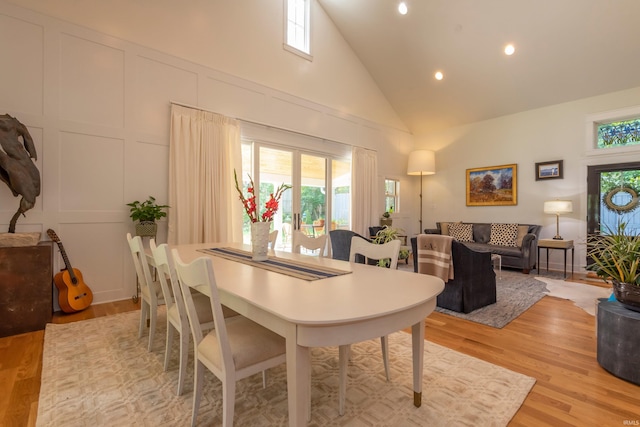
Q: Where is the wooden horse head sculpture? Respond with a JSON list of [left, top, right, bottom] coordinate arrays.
[[0, 114, 41, 233]]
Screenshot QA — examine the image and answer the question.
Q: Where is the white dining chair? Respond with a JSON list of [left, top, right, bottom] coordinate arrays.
[[172, 250, 287, 427], [149, 240, 217, 395], [292, 230, 328, 256], [349, 236, 401, 270], [338, 236, 401, 414], [126, 233, 165, 352], [268, 229, 278, 249]]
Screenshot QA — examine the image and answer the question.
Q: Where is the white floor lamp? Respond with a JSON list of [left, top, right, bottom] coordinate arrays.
[[407, 150, 436, 233]]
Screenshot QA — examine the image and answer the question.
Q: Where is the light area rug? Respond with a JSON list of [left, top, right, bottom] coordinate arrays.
[[434, 269, 548, 328], [536, 276, 612, 316], [37, 310, 535, 426]]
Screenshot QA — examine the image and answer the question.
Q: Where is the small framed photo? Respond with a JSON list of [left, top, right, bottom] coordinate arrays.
[[535, 160, 563, 181]]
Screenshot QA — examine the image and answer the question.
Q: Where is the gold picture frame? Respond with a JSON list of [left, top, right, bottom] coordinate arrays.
[[466, 164, 517, 206]]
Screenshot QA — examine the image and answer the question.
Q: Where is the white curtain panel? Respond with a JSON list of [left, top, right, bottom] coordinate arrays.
[[168, 104, 242, 245], [351, 147, 378, 237]]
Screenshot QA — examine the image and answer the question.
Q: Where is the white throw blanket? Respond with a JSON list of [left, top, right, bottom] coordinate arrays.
[[417, 234, 454, 282]]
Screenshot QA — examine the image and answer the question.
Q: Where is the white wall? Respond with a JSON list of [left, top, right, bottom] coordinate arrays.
[[4, 0, 406, 131], [0, 1, 413, 304], [415, 87, 640, 272]]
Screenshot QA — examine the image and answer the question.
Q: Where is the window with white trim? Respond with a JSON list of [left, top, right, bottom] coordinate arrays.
[[384, 179, 400, 213], [586, 106, 640, 156], [284, 0, 312, 60]]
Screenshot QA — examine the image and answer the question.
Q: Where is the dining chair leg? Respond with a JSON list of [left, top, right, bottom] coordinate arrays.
[[380, 335, 390, 381], [222, 379, 236, 427], [138, 301, 148, 339], [176, 329, 189, 396], [147, 306, 157, 352], [191, 360, 204, 427], [164, 321, 174, 371], [338, 344, 350, 416]]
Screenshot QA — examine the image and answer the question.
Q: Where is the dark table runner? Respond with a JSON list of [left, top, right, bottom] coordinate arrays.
[[199, 247, 351, 281]]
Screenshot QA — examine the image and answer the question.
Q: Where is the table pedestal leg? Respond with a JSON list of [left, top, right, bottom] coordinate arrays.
[[286, 328, 309, 426], [411, 319, 425, 407]]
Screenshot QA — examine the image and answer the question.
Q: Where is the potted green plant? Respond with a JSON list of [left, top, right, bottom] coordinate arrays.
[[380, 211, 393, 227], [371, 226, 408, 267], [586, 222, 640, 312], [126, 196, 169, 237]]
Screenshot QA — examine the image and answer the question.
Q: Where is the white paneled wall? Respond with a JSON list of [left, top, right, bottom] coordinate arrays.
[[0, 2, 414, 304]]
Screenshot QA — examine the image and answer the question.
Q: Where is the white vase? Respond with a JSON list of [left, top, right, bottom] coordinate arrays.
[[251, 222, 270, 261]]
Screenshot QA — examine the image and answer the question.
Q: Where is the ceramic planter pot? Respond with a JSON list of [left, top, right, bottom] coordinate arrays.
[[135, 221, 157, 237], [612, 280, 640, 312]]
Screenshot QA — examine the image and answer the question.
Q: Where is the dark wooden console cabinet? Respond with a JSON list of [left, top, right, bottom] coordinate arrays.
[[0, 242, 53, 337]]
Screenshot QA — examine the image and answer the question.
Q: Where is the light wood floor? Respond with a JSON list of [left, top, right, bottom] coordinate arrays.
[[1, 276, 639, 426]]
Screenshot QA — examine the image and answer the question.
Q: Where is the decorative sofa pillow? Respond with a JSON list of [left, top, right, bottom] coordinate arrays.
[[440, 222, 451, 235], [448, 223, 474, 242], [516, 225, 529, 247], [439, 221, 461, 236], [489, 223, 518, 247]]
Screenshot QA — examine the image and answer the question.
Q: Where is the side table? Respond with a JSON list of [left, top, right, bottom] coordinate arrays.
[[537, 239, 574, 278], [597, 299, 640, 385]]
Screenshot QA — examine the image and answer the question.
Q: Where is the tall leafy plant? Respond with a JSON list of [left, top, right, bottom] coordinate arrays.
[[371, 226, 408, 267], [126, 196, 169, 223], [586, 222, 640, 285]]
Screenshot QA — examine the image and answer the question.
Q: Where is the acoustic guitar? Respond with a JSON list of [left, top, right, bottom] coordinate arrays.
[[47, 229, 93, 313]]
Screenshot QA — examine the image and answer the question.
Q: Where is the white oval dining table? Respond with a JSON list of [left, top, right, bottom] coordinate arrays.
[[170, 242, 444, 426]]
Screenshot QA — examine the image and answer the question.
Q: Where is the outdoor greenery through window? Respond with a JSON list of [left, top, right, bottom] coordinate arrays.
[[285, 0, 311, 57], [384, 179, 399, 213], [240, 140, 351, 249], [597, 118, 640, 149]]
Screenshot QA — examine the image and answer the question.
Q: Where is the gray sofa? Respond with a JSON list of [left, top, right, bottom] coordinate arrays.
[[433, 222, 541, 273]]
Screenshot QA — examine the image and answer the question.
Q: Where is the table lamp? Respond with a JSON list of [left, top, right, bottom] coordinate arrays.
[[543, 200, 573, 240], [407, 150, 436, 233]]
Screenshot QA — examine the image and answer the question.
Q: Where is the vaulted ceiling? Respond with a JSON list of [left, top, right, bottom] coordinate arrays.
[[318, 0, 640, 135]]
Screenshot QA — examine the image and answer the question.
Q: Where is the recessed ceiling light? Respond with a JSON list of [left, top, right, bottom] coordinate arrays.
[[504, 44, 515, 55], [434, 71, 444, 81], [398, 2, 408, 15]]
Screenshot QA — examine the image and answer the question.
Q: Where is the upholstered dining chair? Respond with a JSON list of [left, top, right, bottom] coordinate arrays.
[[338, 236, 402, 414], [126, 233, 165, 352], [328, 229, 370, 262], [149, 240, 217, 395], [268, 230, 278, 249], [171, 250, 287, 427], [291, 230, 328, 256]]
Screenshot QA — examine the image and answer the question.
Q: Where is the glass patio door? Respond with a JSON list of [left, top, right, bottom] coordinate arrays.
[[300, 153, 327, 239], [240, 142, 351, 252]]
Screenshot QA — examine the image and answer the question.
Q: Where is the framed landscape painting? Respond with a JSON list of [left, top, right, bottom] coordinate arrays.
[[535, 159, 563, 180], [466, 164, 517, 206]]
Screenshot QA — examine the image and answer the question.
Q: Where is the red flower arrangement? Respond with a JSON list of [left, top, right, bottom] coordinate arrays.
[[234, 169, 291, 223]]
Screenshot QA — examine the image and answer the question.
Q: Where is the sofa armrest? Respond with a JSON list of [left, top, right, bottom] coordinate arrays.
[[520, 233, 538, 269], [451, 240, 494, 281]]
